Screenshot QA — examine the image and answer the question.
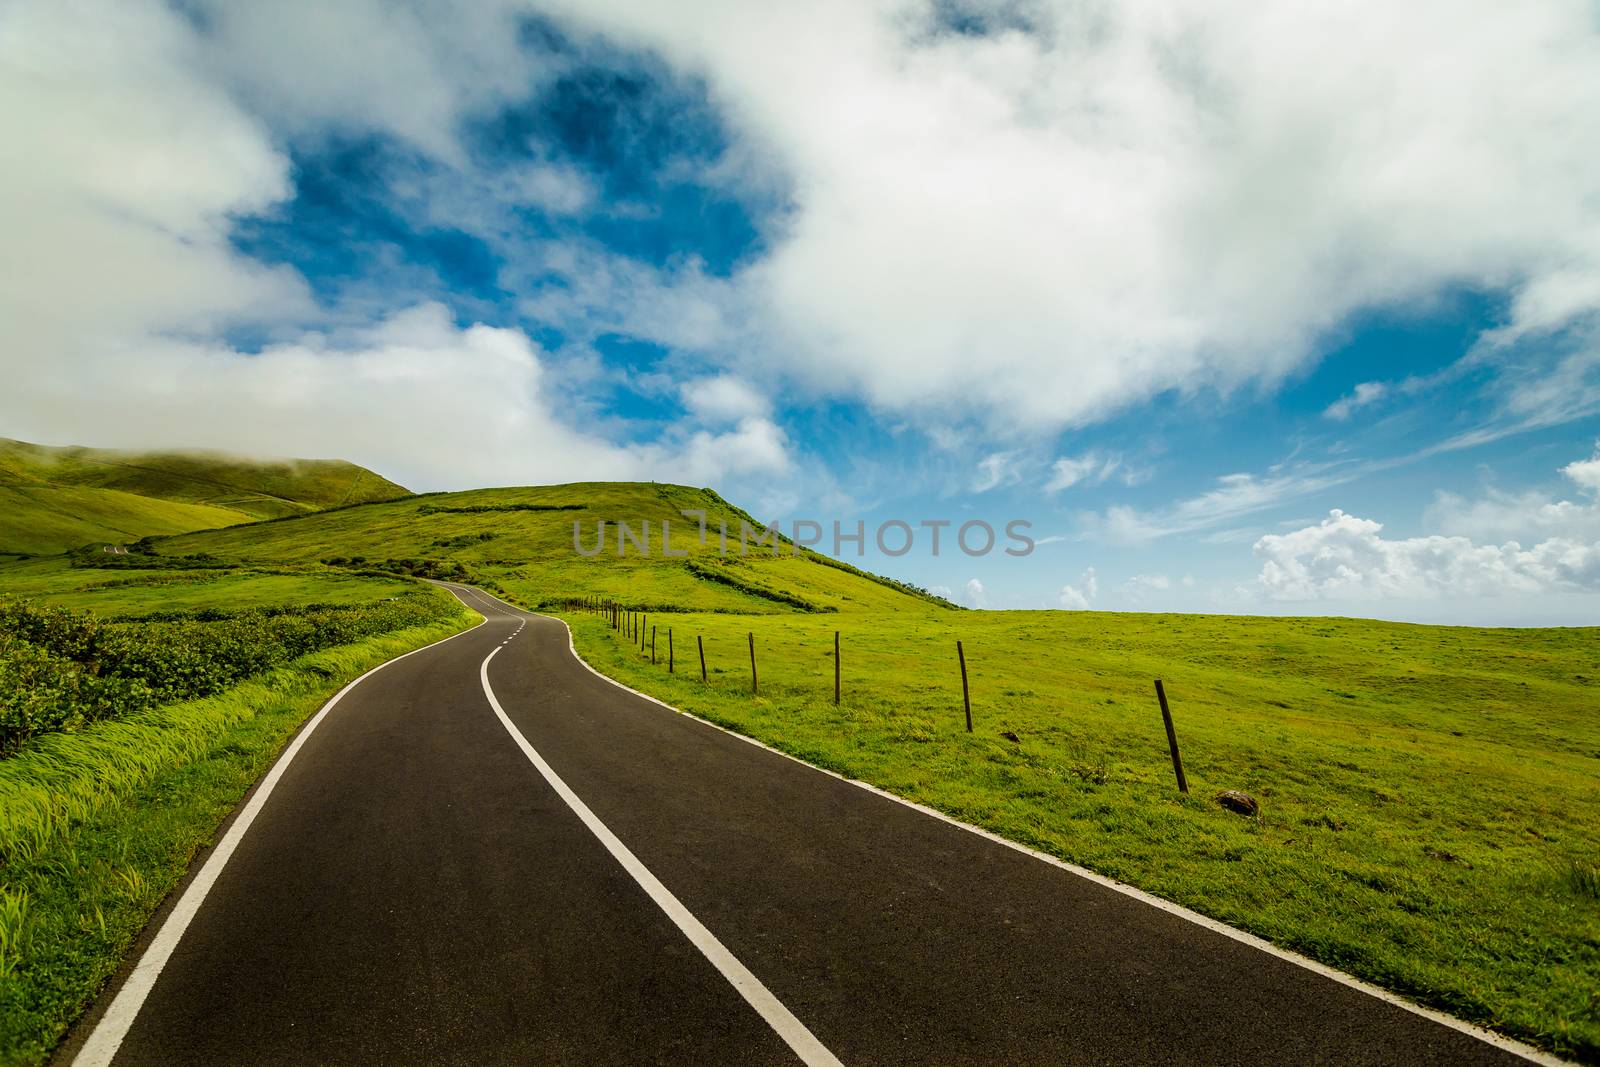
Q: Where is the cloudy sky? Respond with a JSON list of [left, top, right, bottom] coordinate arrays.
[[5, 0, 1600, 623]]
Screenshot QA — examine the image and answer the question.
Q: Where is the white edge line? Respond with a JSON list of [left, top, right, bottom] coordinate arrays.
[[72, 609, 491, 1067], [487, 595, 1571, 1067], [476, 646, 843, 1067]]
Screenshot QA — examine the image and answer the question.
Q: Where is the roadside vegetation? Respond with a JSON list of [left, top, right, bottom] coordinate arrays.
[[0, 570, 472, 1065], [0, 592, 451, 754]]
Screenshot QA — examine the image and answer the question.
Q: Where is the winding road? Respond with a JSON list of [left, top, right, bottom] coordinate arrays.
[[60, 585, 1557, 1065]]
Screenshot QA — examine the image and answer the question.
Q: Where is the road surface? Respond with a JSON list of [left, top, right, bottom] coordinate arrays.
[[61, 585, 1555, 1066]]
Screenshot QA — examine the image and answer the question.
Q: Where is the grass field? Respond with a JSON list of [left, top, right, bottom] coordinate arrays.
[[4, 477, 1597, 1061], [554, 606, 1600, 1058], [0, 557, 416, 617]]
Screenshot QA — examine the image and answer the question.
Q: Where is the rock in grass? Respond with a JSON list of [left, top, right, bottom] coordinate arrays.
[[1215, 790, 1259, 816], [1000, 730, 1020, 743]]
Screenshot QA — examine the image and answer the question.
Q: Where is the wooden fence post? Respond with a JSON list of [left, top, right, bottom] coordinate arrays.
[[833, 630, 841, 705], [1154, 679, 1189, 794], [957, 640, 972, 732], [668, 629, 674, 673], [651, 626, 657, 665], [640, 614, 647, 652], [748, 632, 759, 696], [698, 635, 707, 682]]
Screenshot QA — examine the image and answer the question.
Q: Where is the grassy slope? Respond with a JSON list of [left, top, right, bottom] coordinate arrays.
[[0, 488, 247, 557], [157, 482, 948, 613], [16, 479, 1599, 1059], [0, 438, 411, 555]]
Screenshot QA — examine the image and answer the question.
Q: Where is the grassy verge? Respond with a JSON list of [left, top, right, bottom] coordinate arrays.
[[0, 608, 475, 1066], [562, 607, 1600, 1062]]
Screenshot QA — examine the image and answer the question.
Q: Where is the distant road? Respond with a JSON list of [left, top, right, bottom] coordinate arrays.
[[61, 585, 1558, 1065]]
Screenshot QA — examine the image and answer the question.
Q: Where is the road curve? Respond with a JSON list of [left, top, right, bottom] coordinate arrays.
[[60, 585, 1554, 1066]]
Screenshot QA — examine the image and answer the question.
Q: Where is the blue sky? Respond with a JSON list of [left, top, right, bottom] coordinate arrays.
[[5, 0, 1600, 623]]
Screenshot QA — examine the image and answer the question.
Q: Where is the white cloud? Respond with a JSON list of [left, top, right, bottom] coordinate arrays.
[[1059, 566, 1097, 609], [680, 375, 771, 423], [533, 0, 1600, 433], [973, 450, 1023, 492], [964, 577, 988, 608], [1086, 465, 1357, 541], [0, 0, 309, 374], [506, 162, 596, 216], [1562, 445, 1600, 493], [1254, 509, 1600, 601], [1425, 440, 1600, 543], [1426, 489, 1600, 545], [513, 240, 745, 353], [1044, 452, 1122, 493], [185, 0, 544, 161], [1122, 573, 1172, 598], [1324, 381, 1388, 421], [675, 415, 791, 484]]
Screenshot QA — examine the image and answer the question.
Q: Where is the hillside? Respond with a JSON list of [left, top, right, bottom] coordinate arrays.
[[153, 482, 954, 614], [0, 486, 250, 557], [0, 438, 410, 556]]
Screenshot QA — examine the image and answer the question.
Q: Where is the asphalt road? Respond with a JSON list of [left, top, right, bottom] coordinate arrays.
[[63, 585, 1552, 1066]]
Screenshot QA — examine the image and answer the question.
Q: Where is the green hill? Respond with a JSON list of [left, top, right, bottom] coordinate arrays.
[[0, 438, 409, 518], [0, 438, 410, 556], [154, 482, 952, 614], [0, 485, 250, 557]]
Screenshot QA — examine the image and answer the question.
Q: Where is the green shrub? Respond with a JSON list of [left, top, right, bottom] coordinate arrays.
[[0, 593, 451, 756]]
